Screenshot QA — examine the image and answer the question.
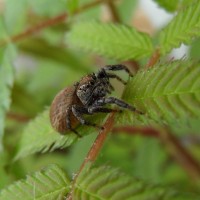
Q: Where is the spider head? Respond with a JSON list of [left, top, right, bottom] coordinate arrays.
[[76, 70, 111, 106]]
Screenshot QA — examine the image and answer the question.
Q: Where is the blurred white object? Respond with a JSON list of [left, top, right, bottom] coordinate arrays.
[[138, 0, 188, 59]]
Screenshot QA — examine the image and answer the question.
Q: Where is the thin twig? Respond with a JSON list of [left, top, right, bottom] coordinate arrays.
[[106, 0, 121, 23], [146, 48, 160, 68], [0, 0, 118, 47], [6, 112, 31, 123], [159, 129, 200, 181], [113, 125, 200, 181], [66, 112, 115, 200], [0, 14, 67, 46], [113, 126, 159, 137]]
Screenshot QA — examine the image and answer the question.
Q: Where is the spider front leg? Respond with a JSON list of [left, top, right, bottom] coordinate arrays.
[[106, 73, 127, 85], [95, 97, 143, 114], [66, 108, 82, 137], [103, 64, 133, 77], [88, 106, 120, 114], [72, 105, 103, 130]]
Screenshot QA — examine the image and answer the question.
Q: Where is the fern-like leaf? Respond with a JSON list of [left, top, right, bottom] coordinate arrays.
[[159, 1, 200, 55], [118, 61, 200, 130], [14, 108, 106, 160], [73, 164, 198, 199], [0, 44, 16, 151], [14, 109, 78, 160], [0, 164, 70, 200], [67, 21, 153, 60]]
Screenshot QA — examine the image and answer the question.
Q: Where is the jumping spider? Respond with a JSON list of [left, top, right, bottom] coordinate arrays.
[[50, 64, 142, 137]]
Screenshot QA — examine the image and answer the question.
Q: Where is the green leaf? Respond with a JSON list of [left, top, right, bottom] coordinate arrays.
[[14, 100, 107, 160], [73, 164, 198, 199], [28, 0, 66, 16], [190, 37, 200, 59], [159, 1, 200, 55], [0, 44, 16, 151], [118, 61, 200, 130], [14, 109, 78, 160], [67, 21, 154, 60], [66, 0, 79, 14], [4, 0, 28, 35], [153, 0, 179, 12], [19, 38, 91, 73], [0, 164, 70, 200]]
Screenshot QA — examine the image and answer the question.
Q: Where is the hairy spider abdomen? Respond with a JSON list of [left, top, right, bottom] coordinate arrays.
[[50, 86, 80, 133]]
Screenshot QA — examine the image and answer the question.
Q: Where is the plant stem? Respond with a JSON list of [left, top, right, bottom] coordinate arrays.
[[0, 14, 67, 46], [0, 0, 118, 47], [113, 126, 159, 137], [6, 112, 31, 123], [113, 126, 200, 181], [146, 48, 160, 68], [66, 112, 115, 200], [106, 0, 121, 23]]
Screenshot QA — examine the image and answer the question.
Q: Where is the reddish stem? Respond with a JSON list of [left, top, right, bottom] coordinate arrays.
[[113, 125, 200, 181], [113, 126, 159, 137], [67, 113, 115, 200], [106, 0, 121, 23], [0, 0, 119, 46], [6, 112, 31, 123], [0, 14, 67, 46], [146, 48, 160, 68]]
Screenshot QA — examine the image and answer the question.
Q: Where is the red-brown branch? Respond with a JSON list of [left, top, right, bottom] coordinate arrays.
[[113, 125, 200, 181], [0, 0, 119, 46], [67, 112, 115, 200], [146, 48, 160, 68], [6, 112, 31, 123]]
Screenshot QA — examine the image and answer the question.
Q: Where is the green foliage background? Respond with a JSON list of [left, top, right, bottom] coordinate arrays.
[[0, 0, 200, 199]]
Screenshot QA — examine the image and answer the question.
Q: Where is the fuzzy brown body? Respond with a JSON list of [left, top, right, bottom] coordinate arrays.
[[50, 64, 142, 136], [50, 86, 81, 133], [50, 75, 93, 134]]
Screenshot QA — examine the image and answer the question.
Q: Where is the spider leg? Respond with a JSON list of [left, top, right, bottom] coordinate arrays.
[[95, 97, 143, 114], [103, 64, 133, 77], [72, 105, 103, 130], [106, 73, 127, 85], [88, 106, 120, 114], [66, 108, 82, 137]]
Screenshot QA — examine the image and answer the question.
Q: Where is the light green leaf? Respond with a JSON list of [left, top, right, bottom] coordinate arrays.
[[73, 164, 198, 199], [14, 109, 78, 160], [153, 0, 179, 12], [0, 44, 16, 152], [118, 61, 200, 131], [118, 0, 138, 23], [0, 164, 70, 200], [67, 21, 154, 60], [14, 108, 105, 160], [4, 0, 28, 35], [159, 1, 200, 55], [28, 0, 66, 16]]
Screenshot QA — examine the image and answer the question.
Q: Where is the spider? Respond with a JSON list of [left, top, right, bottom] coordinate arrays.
[[50, 64, 142, 137]]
